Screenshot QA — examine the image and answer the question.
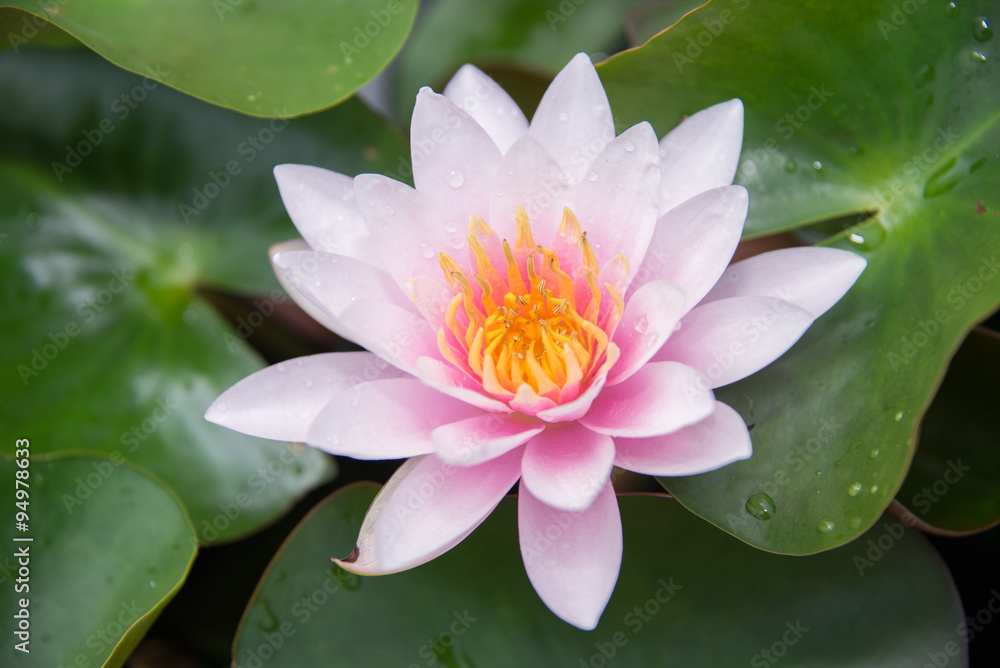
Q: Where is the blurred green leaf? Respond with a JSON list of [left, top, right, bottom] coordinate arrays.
[[0, 0, 418, 116], [0, 453, 197, 668], [233, 485, 965, 666], [0, 47, 410, 541], [598, 0, 1000, 554], [896, 328, 1000, 534]]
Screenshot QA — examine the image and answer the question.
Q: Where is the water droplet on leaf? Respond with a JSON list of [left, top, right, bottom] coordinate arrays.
[[970, 50, 988, 62], [745, 493, 776, 520], [974, 16, 993, 41], [816, 518, 836, 533], [848, 482, 863, 496], [946, 2, 959, 16], [869, 448, 880, 459]]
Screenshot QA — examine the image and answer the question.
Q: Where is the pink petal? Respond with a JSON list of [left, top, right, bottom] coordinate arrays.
[[411, 88, 502, 223], [630, 186, 747, 308], [354, 174, 466, 291], [489, 136, 571, 245], [518, 479, 621, 630], [273, 250, 413, 322], [270, 240, 342, 334], [306, 378, 483, 459], [204, 352, 406, 442], [608, 279, 686, 386], [443, 64, 529, 154], [528, 53, 615, 185], [521, 423, 615, 511], [432, 414, 544, 466], [335, 458, 464, 575], [655, 296, 814, 388], [658, 99, 744, 216], [415, 357, 513, 413], [375, 448, 524, 571], [701, 247, 867, 318], [572, 122, 660, 283], [337, 300, 440, 375], [614, 400, 752, 476], [579, 361, 715, 438], [273, 165, 378, 262], [509, 383, 559, 416], [536, 343, 621, 423], [409, 276, 454, 331]]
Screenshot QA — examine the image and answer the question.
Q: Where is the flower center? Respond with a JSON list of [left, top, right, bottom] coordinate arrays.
[[436, 207, 625, 404]]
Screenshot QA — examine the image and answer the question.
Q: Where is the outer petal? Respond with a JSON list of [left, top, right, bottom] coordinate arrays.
[[655, 296, 814, 388], [354, 174, 466, 291], [274, 164, 378, 262], [579, 361, 715, 438], [572, 122, 660, 283], [608, 279, 686, 386], [529, 52, 615, 185], [374, 448, 524, 571], [701, 247, 867, 318], [432, 414, 544, 466], [337, 300, 440, 375], [270, 240, 342, 334], [518, 479, 621, 630], [411, 88, 503, 223], [614, 401, 752, 476], [630, 186, 748, 308], [273, 250, 413, 321], [658, 99, 744, 216], [305, 378, 482, 459], [489, 136, 571, 244], [204, 352, 406, 442], [521, 423, 615, 512], [443, 64, 529, 154]]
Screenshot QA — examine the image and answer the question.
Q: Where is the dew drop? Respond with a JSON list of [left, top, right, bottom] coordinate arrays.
[[847, 220, 888, 251], [633, 314, 649, 334], [586, 171, 599, 182], [785, 159, 798, 172], [305, 378, 314, 387], [974, 16, 993, 41], [946, 1, 959, 16], [349, 392, 360, 407], [214, 402, 227, 413], [869, 448, 880, 459], [970, 50, 988, 62], [326, 435, 340, 446], [624, 141, 635, 152], [385, 205, 395, 216], [446, 170, 465, 188], [745, 493, 776, 521], [420, 243, 435, 259], [870, 484, 880, 494], [558, 112, 569, 122], [848, 482, 863, 496], [814, 469, 823, 477], [849, 516, 862, 529], [812, 160, 823, 170], [894, 410, 904, 422], [644, 332, 659, 348], [443, 220, 458, 233], [816, 517, 836, 533], [149, 580, 157, 589]]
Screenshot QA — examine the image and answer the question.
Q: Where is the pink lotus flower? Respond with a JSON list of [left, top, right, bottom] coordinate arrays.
[[206, 53, 865, 629]]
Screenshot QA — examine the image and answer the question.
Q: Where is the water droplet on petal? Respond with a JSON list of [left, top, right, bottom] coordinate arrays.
[[385, 205, 395, 216], [974, 16, 993, 41], [305, 378, 313, 387], [624, 141, 635, 152], [326, 435, 340, 446], [633, 314, 648, 333], [816, 518, 836, 533], [446, 170, 465, 188], [420, 243, 435, 259], [644, 331, 659, 348], [558, 112, 569, 122], [745, 493, 776, 520], [848, 482, 863, 496], [586, 171, 599, 182], [443, 220, 457, 233], [215, 402, 227, 413]]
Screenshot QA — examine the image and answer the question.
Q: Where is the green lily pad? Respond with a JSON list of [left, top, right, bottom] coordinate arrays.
[[0, 0, 417, 117], [896, 327, 1000, 534], [0, 47, 410, 541], [598, 0, 1000, 553], [0, 453, 196, 668], [233, 484, 965, 666]]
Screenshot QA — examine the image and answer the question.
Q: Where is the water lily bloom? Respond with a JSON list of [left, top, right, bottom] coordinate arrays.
[[206, 53, 865, 629]]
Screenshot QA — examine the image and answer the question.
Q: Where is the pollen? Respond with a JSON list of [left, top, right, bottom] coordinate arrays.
[[435, 207, 622, 404]]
